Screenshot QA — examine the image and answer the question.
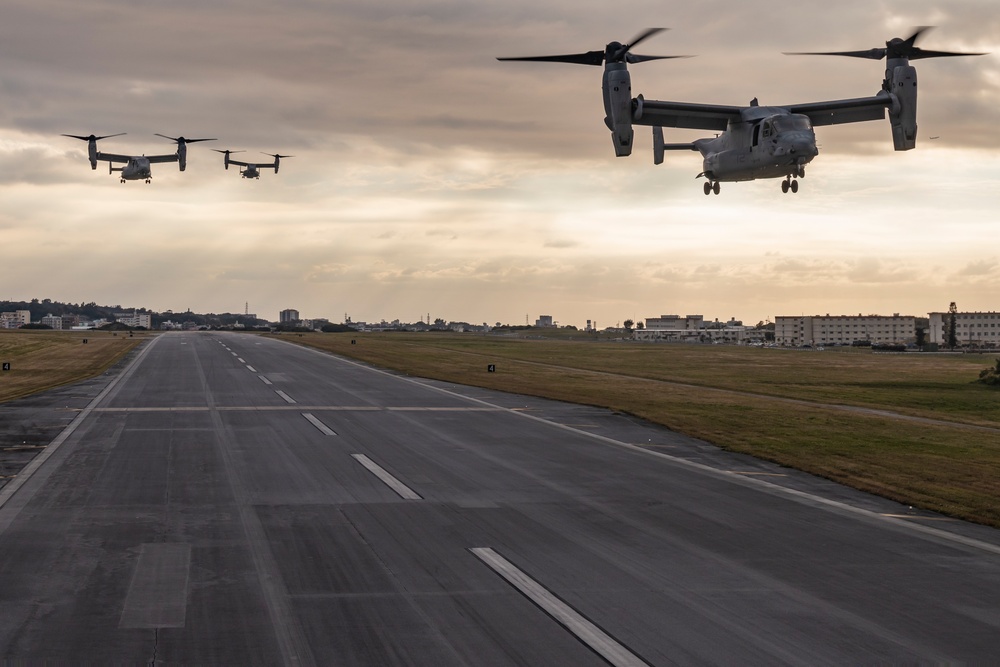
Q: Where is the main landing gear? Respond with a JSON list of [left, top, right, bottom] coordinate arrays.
[[703, 180, 720, 196], [781, 166, 805, 194]]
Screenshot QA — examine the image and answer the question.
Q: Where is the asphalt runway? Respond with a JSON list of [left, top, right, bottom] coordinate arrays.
[[1, 332, 999, 665]]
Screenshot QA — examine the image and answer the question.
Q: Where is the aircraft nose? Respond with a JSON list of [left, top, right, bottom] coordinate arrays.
[[778, 133, 818, 159]]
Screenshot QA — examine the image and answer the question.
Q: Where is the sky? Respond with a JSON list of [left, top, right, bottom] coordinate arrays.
[[1, 1, 998, 328]]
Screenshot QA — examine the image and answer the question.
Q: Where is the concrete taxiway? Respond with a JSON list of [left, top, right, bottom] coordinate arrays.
[[1, 331, 999, 665]]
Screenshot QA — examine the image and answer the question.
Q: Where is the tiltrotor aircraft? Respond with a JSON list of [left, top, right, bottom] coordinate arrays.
[[500, 28, 985, 194], [213, 150, 293, 179], [62, 133, 215, 183]]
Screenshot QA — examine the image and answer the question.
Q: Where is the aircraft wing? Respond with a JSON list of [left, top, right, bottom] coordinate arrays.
[[227, 158, 251, 167], [146, 154, 179, 164], [95, 152, 131, 164], [633, 93, 892, 130], [783, 94, 891, 127], [632, 97, 743, 131]]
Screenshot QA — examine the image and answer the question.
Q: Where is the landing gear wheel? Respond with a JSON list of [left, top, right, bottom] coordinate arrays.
[[712, 181, 720, 195], [790, 180, 799, 194], [704, 181, 712, 196], [781, 180, 789, 193]]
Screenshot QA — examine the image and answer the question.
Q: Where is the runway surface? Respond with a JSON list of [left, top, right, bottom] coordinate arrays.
[[1, 331, 999, 665]]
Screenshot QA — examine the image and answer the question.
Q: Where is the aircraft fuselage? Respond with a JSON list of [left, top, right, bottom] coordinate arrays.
[[698, 107, 817, 182], [120, 157, 152, 181]]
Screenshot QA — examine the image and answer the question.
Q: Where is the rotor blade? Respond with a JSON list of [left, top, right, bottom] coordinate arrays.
[[784, 48, 886, 59], [62, 132, 126, 141], [154, 133, 179, 142], [909, 47, 988, 59], [183, 138, 216, 144], [625, 27, 666, 52], [497, 51, 605, 66], [903, 26, 932, 49], [262, 153, 293, 158], [213, 149, 245, 154], [626, 53, 692, 64]]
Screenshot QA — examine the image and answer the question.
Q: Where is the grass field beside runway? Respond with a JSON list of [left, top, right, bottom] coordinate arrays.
[[0, 330, 145, 403], [274, 331, 1000, 528]]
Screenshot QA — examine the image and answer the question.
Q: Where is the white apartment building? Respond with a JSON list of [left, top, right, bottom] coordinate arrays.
[[0, 310, 31, 329], [928, 311, 1000, 347], [775, 314, 916, 347], [114, 311, 152, 329]]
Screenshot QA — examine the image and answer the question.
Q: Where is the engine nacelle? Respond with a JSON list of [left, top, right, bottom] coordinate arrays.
[[88, 139, 98, 169], [888, 65, 917, 151], [602, 64, 633, 157], [178, 141, 187, 171]]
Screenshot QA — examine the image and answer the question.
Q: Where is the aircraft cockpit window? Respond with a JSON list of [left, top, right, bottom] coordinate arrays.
[[762, 122, 773, 139], [774, 116, 812, 133]]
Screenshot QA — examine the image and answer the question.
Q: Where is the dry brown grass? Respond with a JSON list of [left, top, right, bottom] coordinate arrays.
[[0, 330, 146, 403]]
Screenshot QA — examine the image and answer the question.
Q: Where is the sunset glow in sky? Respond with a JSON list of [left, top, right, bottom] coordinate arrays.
[[2, 1, 998, 327]]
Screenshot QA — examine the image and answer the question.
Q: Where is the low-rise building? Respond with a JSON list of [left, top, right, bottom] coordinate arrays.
[[928, 310, 1000, 348], [775, 314, 915, 347]]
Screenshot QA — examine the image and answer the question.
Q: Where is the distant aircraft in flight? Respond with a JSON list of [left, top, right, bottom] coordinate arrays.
[[213, 150, 293, 179], [62, 133, 215, 183]]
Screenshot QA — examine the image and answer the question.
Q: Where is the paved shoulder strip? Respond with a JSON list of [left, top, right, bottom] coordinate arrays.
[[471, 547, 650, 667]]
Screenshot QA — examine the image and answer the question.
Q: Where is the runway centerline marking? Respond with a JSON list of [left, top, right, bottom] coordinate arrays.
[[471, 547, 649, 667], [246, 365, 257, 372], [302, 413, 337, 436], [275, 390, 296, 404], [238, 357, 246, 363], [259, 375, 273, 385], [352, 454, 422, 500]]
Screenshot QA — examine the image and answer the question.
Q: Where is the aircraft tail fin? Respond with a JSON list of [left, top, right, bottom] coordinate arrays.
[[652, 127, 696, 165]]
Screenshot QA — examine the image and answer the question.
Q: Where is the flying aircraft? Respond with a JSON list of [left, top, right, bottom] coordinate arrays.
[[500, 28, 985, 195], [62, 133, 216, 183], [213, 150, 293, 179]]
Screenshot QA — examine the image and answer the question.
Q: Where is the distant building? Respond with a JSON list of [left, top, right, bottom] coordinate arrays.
[[775, 314, 915, 347], [114, 310, 152, 329], [634, 314, 705, 342], [635, 314, 764, 344], [41, 313, 65, 330], [0, 310, 30, 329], [535, 315, 554, 327], [928, 310, 1000, 348], [279, 309, 300, 323]]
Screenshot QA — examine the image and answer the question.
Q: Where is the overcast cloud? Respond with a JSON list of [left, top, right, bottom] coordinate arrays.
[[1, 0, 998, 326]]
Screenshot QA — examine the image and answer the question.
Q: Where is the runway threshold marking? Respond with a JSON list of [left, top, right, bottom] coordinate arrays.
[[302, 413, 337, 436], [275, 390, 297, 404], [351, 454, 422, 500], [259, 375, 273, 385], [470, 548, 649, 667], [247, 365, 258, 372]]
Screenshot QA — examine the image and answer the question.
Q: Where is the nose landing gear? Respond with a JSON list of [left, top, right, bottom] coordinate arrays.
[[703, 180, 720, 196], [781, 175, 799, 194]]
